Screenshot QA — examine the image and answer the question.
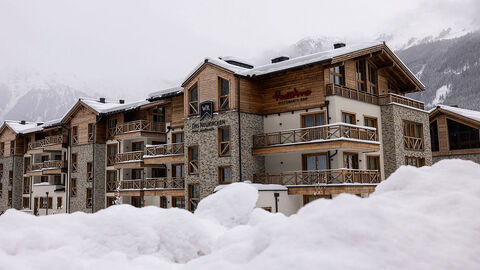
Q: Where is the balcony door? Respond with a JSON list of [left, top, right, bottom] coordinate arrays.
[[303, 153, 328, 171], [301, 112, 325, 128], [343, 152, 359, 169]]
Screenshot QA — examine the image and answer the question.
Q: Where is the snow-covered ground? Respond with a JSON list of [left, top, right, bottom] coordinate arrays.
[[1, 159, 480, 269]]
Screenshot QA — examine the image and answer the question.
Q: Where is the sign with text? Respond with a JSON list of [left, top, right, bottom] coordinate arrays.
[[200, 100, 214, 120], [273, 88, 312, 105]]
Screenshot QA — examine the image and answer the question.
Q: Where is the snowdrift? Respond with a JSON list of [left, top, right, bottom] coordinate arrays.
[[1, 159, 480, 269]]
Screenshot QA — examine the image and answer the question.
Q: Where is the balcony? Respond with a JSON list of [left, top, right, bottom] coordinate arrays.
[[118, 177, 185, 197], [109, 120, 167, 140], [404, 136, 424, 150], [326, 84, 424, 110], [113, 151, 144, 168], [28, 135, 66, 152], [106, 181, 118, 193], [143, 143, 184, 164], [253, 169, 380, 195], [252, 123, 379, 155], [26, 160, 66, 176]]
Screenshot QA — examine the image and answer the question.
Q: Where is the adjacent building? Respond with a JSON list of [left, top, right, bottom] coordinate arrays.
[[0, 42, 432, 216]]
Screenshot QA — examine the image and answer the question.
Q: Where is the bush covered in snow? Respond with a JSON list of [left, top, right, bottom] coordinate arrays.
[[1, 159, 479, 269]]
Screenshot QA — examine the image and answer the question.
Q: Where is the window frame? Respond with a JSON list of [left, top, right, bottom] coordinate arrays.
[[218, 126, 231, 157], [366, 155, 380, 171], [188, 84, 199, 115], [405, 156, 425, 167], [341, 111, 357, 125], [343, 152, 359, 169], [86, 188, 92, 208], [302, 153, 329, 171], [71, 178, 77, 197], [188, 146, 199, 175], [329, 64, 345, 86], [188, 184, 200, 211], [355, 59, 366, 91], [218, 77, 230, 111], [72, 126, 79, 145], [301, 111, 326, 128], [218, 166, 232, 184]]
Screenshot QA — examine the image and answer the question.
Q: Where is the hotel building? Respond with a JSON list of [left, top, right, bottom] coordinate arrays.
[[0, 42, 432, 215]]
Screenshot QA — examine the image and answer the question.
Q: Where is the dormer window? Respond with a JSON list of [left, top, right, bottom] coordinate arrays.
[[189, 84, 199, 115], [329, 65, 345, 86]]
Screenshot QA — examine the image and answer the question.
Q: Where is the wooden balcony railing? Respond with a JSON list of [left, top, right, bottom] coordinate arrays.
[[326, 84, 379, 105], [42, 160, 65, 170], [107, 155, 116, 166], [106, 181, 118, 192], [114, 151, 144, 163], [253, 169, 381, 185], [253, 123, 378, 148], [30, 163, 44, 171], [144, 143, 184, 156], [119, 177, 185, 190], [109, 120, 166, 137], [379, 93, 425, 110], [404, 136, 424, 150], [28, 135, 66, 150]]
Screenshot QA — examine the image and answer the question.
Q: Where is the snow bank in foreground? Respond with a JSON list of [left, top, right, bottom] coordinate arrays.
[[1, 159, 480, 270]]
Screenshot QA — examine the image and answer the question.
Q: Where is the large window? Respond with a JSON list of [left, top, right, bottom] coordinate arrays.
[[188, 146, 199, 174], [189, 84, 199, 115], [172, 163, 185, 178], [188, 184, 200, 211], [366, 156, 380, 170], [430, 120, 439, 152], [106, 171, 117, 192], [218, 77, 230, 110], [132, 169, 143, 180], [303, 153, 328, 171], [172, 132, 184, 143], [301, 112, 326, 128], [107, 144, 117, 166], [172, 196, 185, 209], [403, 121, 424, 150], [355, 60, 366, 91], [405, 156, 425, 167], [367, 63, 377, 95], [153, 107, 165, 124], [219, 166, 232, 184], [152, 167, 166, 178], [132, 141, 143, 152], [364, 116, 378, 129], [218, 126, 230, 156], [343, 152, 359, 169], [447, 119, 480, 150], [329, 65, 345, 86]]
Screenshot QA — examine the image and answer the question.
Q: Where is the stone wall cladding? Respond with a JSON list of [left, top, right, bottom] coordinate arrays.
[[12, 156, 23, 210], [0, 156, 23, 212], [0, 157, 12, 212], [381, 104, 433, 178], [70, 143, 106, 213], [184, 111, 264, 201], [433, 153, 480, 164]]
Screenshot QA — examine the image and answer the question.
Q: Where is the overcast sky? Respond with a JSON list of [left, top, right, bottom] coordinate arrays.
[[0, 0, 479, 100]]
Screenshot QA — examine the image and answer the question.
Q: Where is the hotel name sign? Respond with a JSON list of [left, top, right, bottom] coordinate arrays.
[[273, 88, 312, 105]]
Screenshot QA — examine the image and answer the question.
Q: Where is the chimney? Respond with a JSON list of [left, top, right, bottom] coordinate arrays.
[[119, 99, 125, 104], [334, 43, 346, 49], [271, 56, 289, 64], [99, 97, 106, 103], [20, 120, 26, 125], [36, 123, 43, 126]]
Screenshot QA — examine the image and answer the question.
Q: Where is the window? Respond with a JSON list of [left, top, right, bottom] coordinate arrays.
[[71, 178, 77, 197], [40, 176, 48, 183], [71, 153, 78, 172], [22, 197, 30, 209], [405, 156, 425, 167], [172, 163, 185, 178], [403, 120, 424, 150], [172, 132, 184, 143], [106, 197, 116, 207], [132, 141, 143, 152], [107, 144, 117, 166], [86, 188, 92, 208], [8, 170, 13, 186], [447, 119, 480, 150], [132, 169, 143, 180], [57, 197, 62, 209], [106, 171, 117, 192], [88, 123, 95, 142], [218, 126, 230, 156], [108, 118, 118, 130], [301, 112, 326, 128], [367, 63, 377, 95], [53, 175, 62, 185], [366, 156, 380, 170], [188, 146, 199, 174], [188, 184, 200, 211], [343, 152, 359, 169], [160, 196, 168, 208], [303, 153, 328, 171], [364, 116, 378, 129], [0, 142, 4, 156], [153, 107, 165, 123], [329, 65, 345, 85], [430, 120, 439, 152], [218, 77, 230, 110], [9, 141, 15, 155], [219, 166, 232, 184], [23, 177, 30, 194], [342, 112, 356, 124], [40, 197, 53, 209], [72, 126, 79, 144], [41, 155, 49, 162], [172, 196, 185, 209], [152, 167, 166, 178], [87, 162, 93, 182], [8, 191, 12, 206], [188, 84, 199, 115], [355, 59, 366, 91], [131, 196, 142, 208]]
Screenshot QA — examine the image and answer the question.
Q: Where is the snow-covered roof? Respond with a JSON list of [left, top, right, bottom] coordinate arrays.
[[147, 86, 184, 100], [80, 97, 149, 114], [20, 118, 63, 134], [433, 105, 480, 123], [4, 120, 42, 134]]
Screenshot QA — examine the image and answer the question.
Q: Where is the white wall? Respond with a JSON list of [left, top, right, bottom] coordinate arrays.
[[256, 190, 303, 216]]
